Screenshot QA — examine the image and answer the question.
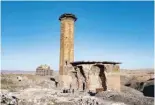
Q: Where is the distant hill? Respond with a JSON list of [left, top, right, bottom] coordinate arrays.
[[120, 68, 154, 75], [121, 68, 154, 71], [1, 68, 154, 74], [1, 70, 35, 74]]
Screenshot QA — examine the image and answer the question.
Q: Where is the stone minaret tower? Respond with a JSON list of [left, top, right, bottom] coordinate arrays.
[[59, 13, 77, 75]]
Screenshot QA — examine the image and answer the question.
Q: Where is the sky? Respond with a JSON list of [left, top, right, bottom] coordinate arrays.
[[1, 1, 154, 71]]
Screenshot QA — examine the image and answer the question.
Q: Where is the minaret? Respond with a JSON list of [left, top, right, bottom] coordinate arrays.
[[59, 13, 77, 75]]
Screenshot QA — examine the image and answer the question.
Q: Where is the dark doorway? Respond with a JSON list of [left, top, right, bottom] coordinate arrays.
[[83, 82, 85, 90]]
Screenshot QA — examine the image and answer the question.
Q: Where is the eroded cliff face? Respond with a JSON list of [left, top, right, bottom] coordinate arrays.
[[59, 63, 120, 93]]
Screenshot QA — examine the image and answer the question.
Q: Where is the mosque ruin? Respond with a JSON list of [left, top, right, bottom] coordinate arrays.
[[36, 64, 53, 76], [58, 13, 121, 93]]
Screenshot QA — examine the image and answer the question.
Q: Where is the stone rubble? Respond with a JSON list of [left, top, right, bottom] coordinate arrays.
[[1, 88, 131, 105], [1, 71, 154, 105]]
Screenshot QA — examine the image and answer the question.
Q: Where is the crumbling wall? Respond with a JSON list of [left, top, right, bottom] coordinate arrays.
[[113, 64, 120, 72], [59, 63, 120, 93], [96, 65, 107, 91], [105, 64, 120, 91], [76, 66, 86, 91], [75, 64, 108, 93], [104, 64, 113, 73], [88, 65, 103, 92], [81, 64, 92, 90], [59, 63, 73, 92], [70, 72, 78, 92]]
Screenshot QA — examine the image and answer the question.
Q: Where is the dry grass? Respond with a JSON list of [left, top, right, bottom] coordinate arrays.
[[1, 74, 33, 92], [1, 76, 18, 92], [1, 74, 55, 92]]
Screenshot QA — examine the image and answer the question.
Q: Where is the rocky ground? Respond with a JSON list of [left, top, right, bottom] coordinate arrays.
[[0, 70, 154, 105]]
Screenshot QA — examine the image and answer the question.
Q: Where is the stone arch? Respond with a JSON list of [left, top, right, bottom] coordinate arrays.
[[89, 65, 107, 92], [78, 66, 86, 79], [76, 66, 86, 91], [96, 65, 107, 91], [88, 65, 101, 92]]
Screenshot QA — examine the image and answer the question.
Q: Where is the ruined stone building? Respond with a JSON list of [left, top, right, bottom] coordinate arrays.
[[58, 13, 121, 93], [60, 61, 121, 93], [36, 64, 53, 76]]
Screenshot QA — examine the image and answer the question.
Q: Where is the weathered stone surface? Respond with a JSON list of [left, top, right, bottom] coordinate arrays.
[[96, 91, 154, 105], [59, 14, 76, 75], [80, 64, 92, 89], [113, 64, 120, 72], [59, 63, 120, 93], [121, 86, 143, 96], [107, 73, 120, 91], [16, 76, 22, 81], [36, 64, 53, 76], [1, 72, 153, 105], [59, 63, 77, 92], [104, 64, 113, 73], [76, 66, 86, 91], [61, 75, 72, 90], [1, 93, 19, 105], [70, 72, 78, 91], [122, 74, 154, 97], [88, 66, 102, 92]]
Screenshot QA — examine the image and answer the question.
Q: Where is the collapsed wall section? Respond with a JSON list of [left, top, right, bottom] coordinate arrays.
[[59, 62, 121, 93]]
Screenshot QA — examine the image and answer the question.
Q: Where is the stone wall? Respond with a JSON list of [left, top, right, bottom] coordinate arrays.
[[59, 63, 120, 93], [106, 73, 120, 91], [36, 69, 53, 76]]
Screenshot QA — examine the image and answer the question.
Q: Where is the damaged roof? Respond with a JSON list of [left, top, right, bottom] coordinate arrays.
[[70, 61, 121, 66]]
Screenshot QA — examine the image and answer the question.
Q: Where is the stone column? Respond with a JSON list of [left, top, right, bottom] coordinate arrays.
[[59, 13, 77, 75], [76, 66, 86, 91], [88, 65, 103, 93], [81, 64, 92, 90], [104, 64, 120, 91]]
